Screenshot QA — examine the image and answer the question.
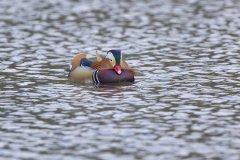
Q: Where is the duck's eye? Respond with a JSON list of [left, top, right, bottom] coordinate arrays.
[[110, 59, 113, 62]]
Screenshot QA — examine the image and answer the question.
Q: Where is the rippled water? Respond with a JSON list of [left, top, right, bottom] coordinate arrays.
[[1, 0, 240, 159]]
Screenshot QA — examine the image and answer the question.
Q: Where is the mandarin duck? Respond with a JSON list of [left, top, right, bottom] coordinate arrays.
[[68, 50, 135, 83]]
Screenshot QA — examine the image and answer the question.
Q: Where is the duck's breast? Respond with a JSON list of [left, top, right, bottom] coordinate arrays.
[[93, 69, 134, 83]]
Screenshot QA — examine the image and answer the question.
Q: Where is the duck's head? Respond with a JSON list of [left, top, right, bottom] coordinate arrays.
[[106, 50, 122, 75]]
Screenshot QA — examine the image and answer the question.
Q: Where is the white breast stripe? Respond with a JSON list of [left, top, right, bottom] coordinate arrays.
[[95, 70, 100, 84], [92, 70, 100, 84]]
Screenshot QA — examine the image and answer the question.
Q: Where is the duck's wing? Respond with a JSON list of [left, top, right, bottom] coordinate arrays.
[[69, 53, 95, 80], [71, 53, 87, 71], [80, 58, 93, 67]]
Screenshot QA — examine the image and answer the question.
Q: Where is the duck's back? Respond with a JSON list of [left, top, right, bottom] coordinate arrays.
[[91, 59, 112, 70]]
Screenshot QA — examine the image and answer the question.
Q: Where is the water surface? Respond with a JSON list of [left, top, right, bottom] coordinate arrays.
[[1, 0, 240, 159]]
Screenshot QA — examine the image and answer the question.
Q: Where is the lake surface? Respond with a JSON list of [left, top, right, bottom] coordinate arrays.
[[1, 0, 240, 159]]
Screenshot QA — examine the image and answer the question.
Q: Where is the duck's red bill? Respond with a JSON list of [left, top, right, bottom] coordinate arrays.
[[114, 64, 122, 75]]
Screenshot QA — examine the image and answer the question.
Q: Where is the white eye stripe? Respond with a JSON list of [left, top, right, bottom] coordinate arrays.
[[106, 53, 114, 60]]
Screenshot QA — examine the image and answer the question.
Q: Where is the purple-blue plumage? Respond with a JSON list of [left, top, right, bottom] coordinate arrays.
[[94, 69, 134, 83]]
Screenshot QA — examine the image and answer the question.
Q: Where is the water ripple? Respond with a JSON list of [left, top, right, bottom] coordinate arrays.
[[1, 0, 240, 160]]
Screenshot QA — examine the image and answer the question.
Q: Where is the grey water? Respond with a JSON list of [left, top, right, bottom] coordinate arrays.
[[1, 0, 240, 159]]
